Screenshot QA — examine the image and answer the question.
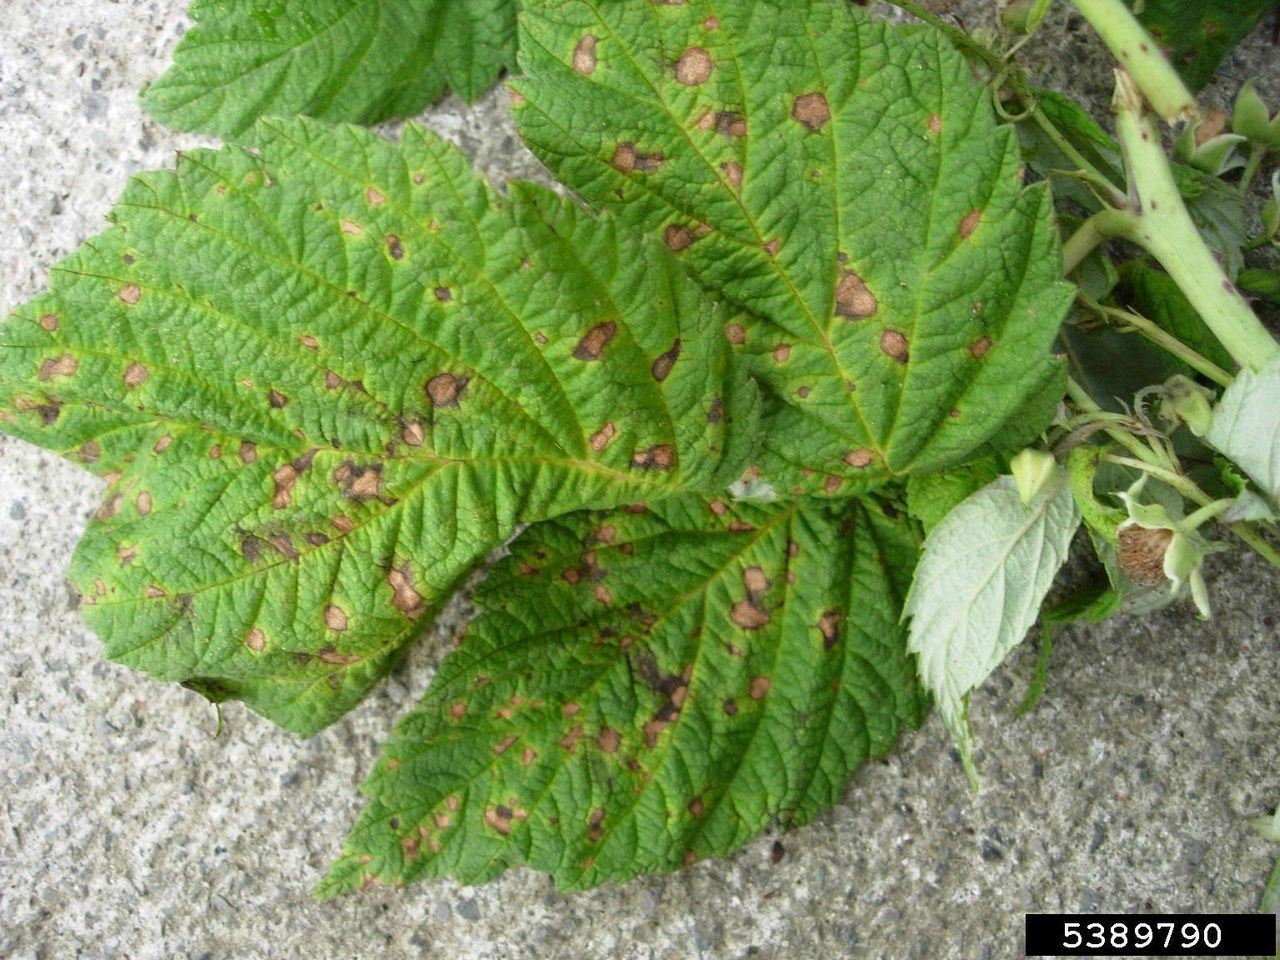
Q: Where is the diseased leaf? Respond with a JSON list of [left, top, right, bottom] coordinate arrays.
[[1124, 0, 1279, 91], [1206, 355, 1280, 507], [0, 117, 746, 735], [512, 0, 1072, 499], [904, 473, 1081, 780], [142, 0, 517, 137], [319, 494, 924, 893]]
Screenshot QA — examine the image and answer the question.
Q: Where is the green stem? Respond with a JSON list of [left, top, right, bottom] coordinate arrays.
[[1232, 524, 1280, 570], [1239, 143, 1267, 197], [1088, 301, 1234, 387], [1183, 498, 1235, 529], [1026, 105, 1127, 204], [884, 1, 1004, 73], [1104, 454, 1213, 505], [1061, 217, 1105, 275], [1068, 0, 1198, 123], [1065, 378, 1163, 467], [1107, 74, 1280, 373]]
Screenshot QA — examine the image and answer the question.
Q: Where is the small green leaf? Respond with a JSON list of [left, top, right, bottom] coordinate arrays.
[[1125, 0, 1279, 91], [141, 0, 517, 137], [319, 494, 924, 893], [512, 0, 1072, 498], [905, 457, 1003, 535], [1117, 262, 1236, 374], [904, 472, 1081, 782], [1206, 355, 1280, 507], [0, 117, 745, 735]]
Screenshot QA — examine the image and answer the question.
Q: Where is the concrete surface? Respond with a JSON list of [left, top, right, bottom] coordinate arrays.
[[1, 2, 1278, 959]]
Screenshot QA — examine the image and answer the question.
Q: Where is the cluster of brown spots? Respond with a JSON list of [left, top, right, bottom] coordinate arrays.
[[340, 219, 363, 236], [843, 448, 873, 469], [771, 343, 791, 363], [239, 440, 258, 463], [386, 234, 405, 260], [245, 627, 267, 652], [880, 330, 909, 363], [334, 461, 383, 501], [425, 372, 467, 409], [387, 564, 425, 619], [365, 186, 386, 206], [272, 448, 317, 509], [674, 46, 713, 85], [38, 313, 59, 331], [587, 807, 606, 843], [572, 35, 598, 75], [560, 724, 587, 753], [792, 92, 831, 131], [730, 565, 772, 630], [39, 354, 77, 382], [818, 609, 842, 650], [79, 441, 101, 464], [319, 646, 360, 665], [714, 111, 747, 139], [483, 803, 528, 836], [631, 444, 675, 471], [323, 604, 349, 632], [611, 142, 663, 173], [664, 224, 695, 252], [123, 363, 149, 388], [637, 655, 692, 748], [749, 676, 772, 700], [433, 285, 452, 302], [117, 284, 142, 305], [95, 492, 123, 522], [573, 321, 617, 361], [650, 339, 681, 381], [400, 421, 425, 446], [493, 734, 518, 756], [969, 336, 992, 359], [724, 322, 746, 345], [117, 544, 137, 567], [135, 491, 153, 517], [1117, 524, 1173, 585], [958, 209, 982, 240], [835, 269, 877, 319]]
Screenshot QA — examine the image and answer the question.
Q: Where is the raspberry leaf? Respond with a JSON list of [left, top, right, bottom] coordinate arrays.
[[318, 494, 923, 893], [0, 117, 746, 735], [512, 0, 1072, 499]]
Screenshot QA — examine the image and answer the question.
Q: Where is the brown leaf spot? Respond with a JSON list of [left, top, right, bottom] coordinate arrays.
[[723, 697, 738, 716], [245, 628, 267, 652], [95, 493, 123, 522], [386, 234, 405, 260], [651, 340, 681, 381], [674, 46, 713, 85], [447, 702, 467, 721], [520, 746, 537, 767], [664, 224, 695, 252], [484, 807, 513, 836], [323, 370, 343, 389], [38, 313, 59, 331], [323, 604, 349, 632], [235, 440, 257, 464], [493, 734, 518, 756], [749, 676, 771, 700], [823, 475, 843, 494], [143, 585, 166, 599], [792, 92, 831, 131], [970, 336, 992, 359], [572, 34, 598, 74], [631, 444, 675, 471], [562, 701, 583, 719], [335, 462, 382, 501], [430, 285, 453, 304], [117, 544, 137, 566], [319, 646, 360, 664], [771, 343, 791, 363], [560, 724, 586, 753], [958, 209, 982, 240], [587, 806, 606, 842], [39, 354, 77, 381], [305, 532, 330, 546], [79, 441, 101, 463], [154, 435, 172, 453], [594, 584, 613, 606], [724, 323, 746, 345], [688, 797, 704, 818], [1117, 524, 1174, 585], [340, 219, 363, 236], [135, 491, 153, 516], [596, 727, 622, 753], [819, 610, 841, 649], [715, 111, 747, 138], [683, 850, 697, 866], [273, 464, 300, 509], [117, 284, 142, 305], [331, 515, 355, 534], [835, 270, 878, 318], [365, 186, 385, 205], [844, 448, 873, 468], [388, 564, 425, 619], [588, 422, 614, 453], [742, 566, 770, 593], [298, 335, 319, 349], [121, 363, 150, 388], [426, 372, 467, 407], [730, 599, 770, 630], [574, 321, 617, 361], [207, 443, 222, 459], [880, 330, 909, 363], [401, 421, 424, 446], [721, 161, 743, 189]]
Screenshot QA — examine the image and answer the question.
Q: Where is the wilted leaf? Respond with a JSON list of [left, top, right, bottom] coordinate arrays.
[[0, 117, 745, 735], [319, 494, 923, 892], [512, 0, 1072, 498], [142, 0, 516, 137]]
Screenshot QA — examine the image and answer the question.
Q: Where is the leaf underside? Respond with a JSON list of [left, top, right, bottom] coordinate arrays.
[[142, 0, 517, 137], [512, 0, 1072, 499], [318, 494, 924, 893], [0, 117, 744, 735]]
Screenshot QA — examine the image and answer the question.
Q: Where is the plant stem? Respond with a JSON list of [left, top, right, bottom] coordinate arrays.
[[1026, 106, 1127, 204], [1238, 143, 1267, 197], [1088, 302, 1234, 387], [1105, 74, 1280, 373], [1104, 454, 1212, 505], [1068, 0, 1198, 123], [1231, 524, 1280, 570], [1065, 378, 1163, 467]]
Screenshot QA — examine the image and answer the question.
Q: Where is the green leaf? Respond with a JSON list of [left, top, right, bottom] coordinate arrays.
[[1206, 355, 1280, 507], [905, 457, 1003, 535], [1240, 268, 1280, 306], [319, 494, 924, 893], [141, 0, 517, 137], [1116, 261, 1236, 373], [0, 117, 746, 735], [904, 472, 1081, 782], [1125, 0, 1279, 91], [511, 0, 1072, 499]]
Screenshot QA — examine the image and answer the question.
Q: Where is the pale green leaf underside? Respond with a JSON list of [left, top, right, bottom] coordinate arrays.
[[319, 494, 924, 893], [512, 0, 1072, 498], [904, 474, 1080, 762], [1206, 356, 1280, 508], [0, 117, 743, 735], [142, 0, 516, 137]]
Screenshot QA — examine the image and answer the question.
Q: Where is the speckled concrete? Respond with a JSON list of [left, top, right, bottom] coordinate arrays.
[[1, 3, 1278, 959]]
